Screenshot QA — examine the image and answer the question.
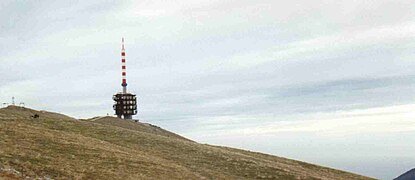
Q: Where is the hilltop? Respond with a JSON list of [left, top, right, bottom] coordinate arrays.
[[0, 106, 373, 179]]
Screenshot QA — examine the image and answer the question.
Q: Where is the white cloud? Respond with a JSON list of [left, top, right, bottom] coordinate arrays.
[[188, 104, 415, 137], [224, 21, 415, 69]]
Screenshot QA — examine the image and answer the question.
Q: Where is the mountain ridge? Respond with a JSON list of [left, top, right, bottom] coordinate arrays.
[[0, 106, 374, 179], [395, 168, 415, 180]]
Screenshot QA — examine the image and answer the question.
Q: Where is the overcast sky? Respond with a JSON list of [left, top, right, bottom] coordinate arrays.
[[1, 0, 415, 179]]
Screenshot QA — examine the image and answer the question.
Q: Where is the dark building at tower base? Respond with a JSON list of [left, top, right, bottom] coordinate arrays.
[[113, 93, 137, 119]]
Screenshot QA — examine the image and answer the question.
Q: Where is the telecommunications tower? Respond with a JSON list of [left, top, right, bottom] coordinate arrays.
[[113, 38, 138, 120]]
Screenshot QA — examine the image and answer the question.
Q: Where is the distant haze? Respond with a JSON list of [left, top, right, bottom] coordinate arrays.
[[0, 1, 414, 179]]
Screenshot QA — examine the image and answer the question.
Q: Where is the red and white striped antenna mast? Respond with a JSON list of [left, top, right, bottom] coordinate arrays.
[[113, 38, 138, 120], [121, 37, 127, 93]]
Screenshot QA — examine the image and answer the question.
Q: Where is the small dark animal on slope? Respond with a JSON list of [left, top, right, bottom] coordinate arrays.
[[31, 114, 39, 119]]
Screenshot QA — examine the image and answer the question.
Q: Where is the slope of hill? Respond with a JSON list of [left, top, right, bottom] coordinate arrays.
[[395, 168, 415, 180], [84, 116, 191, 142], [0, 106, 373, 179]]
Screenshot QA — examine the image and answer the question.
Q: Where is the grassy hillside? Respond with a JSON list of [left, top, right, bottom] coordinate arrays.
[[0, 106, 373, 179]]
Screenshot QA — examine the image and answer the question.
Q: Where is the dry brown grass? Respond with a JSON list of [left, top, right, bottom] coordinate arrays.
[[0, 106, 374, 180]]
